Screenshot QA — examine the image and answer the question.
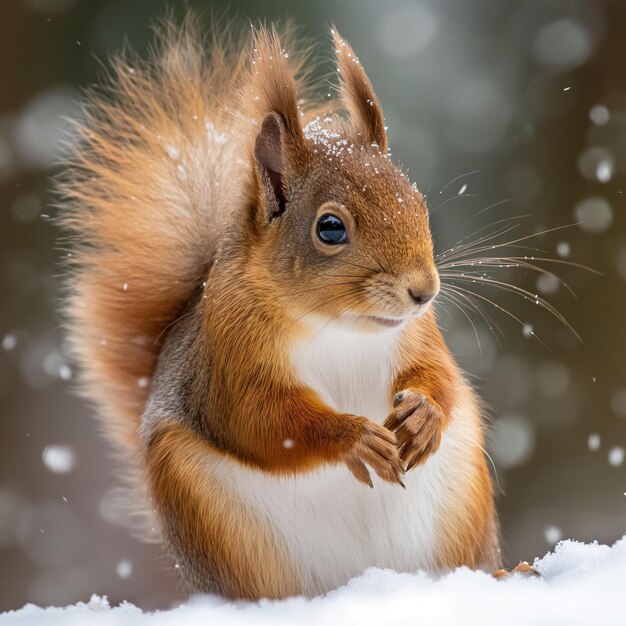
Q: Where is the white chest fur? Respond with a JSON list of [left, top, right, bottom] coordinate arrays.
[[292, 316, 400, 422], [210, 317, 479, 596]]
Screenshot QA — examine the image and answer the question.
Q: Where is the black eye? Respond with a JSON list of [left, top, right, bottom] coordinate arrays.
[[316, 213, 348, 245]]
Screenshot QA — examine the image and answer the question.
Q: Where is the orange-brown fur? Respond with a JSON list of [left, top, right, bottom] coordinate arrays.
[[60, 16, 500, 600], [146, 420, 301, 598], [183, 238, 404, 485]]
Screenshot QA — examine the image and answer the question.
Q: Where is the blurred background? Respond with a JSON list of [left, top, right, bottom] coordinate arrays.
[[1, 0, 625, 612]]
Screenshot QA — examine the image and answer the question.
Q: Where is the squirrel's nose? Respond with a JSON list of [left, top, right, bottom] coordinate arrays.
[[407, 287, 436, 306]]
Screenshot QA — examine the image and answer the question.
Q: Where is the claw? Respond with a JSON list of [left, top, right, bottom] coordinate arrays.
[[384, 389, 443, 472], [344, 419, 404, 488]]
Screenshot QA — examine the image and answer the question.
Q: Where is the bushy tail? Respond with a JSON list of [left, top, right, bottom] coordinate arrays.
[[59, 14, 323, 461], [58, 18, 256, 454]]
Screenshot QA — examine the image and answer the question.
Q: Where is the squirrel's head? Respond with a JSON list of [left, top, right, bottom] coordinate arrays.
[[246, 29, 439, 333]]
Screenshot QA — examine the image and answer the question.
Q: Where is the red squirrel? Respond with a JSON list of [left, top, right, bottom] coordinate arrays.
[[60, 19, 508, 599]]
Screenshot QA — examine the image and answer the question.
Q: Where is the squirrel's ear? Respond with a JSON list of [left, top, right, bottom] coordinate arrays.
[[332, 29, 388, 152], [254, 112, 288, 220], [248, 27, 310, 223]]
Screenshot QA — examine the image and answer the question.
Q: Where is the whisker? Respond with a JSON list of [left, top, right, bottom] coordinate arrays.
[[459, 224, 579, 256], [440, 284, 503, 336], [438, 257, 582, 299], [436, 221, 524, 262], [431, 192, 477, 214], [433, 202, 595, 349], [437, 290, 485, 356], [440, 282, 550, 349], [460, 198, 512, 229], [440, 286, 503, 346], [437, 169, 480, 195], [437, 221, 580, 266], [442, 272, 578, 339], [433, 295, 454, 321], [441, 255, 599, 275]]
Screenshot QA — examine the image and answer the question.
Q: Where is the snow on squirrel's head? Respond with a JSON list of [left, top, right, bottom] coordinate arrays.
[[245, 27, 439, 333]]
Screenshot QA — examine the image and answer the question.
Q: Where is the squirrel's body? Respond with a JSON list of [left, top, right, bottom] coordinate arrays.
[[61, 18, 499, 600], [147, 299, 496, 597]]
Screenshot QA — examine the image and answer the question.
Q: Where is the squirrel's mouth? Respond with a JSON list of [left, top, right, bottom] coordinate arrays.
[[365, 316, 406, 328]]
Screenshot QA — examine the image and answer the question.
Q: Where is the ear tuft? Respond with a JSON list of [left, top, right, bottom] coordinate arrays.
[[247, 26, 312, 222], [332, 28, 388, 151], [249, 26, 307, 149]]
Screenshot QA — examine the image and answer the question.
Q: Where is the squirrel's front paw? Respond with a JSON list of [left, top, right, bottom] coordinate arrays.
[[384, 390, 443, 471], [343, 420, 405, 488]]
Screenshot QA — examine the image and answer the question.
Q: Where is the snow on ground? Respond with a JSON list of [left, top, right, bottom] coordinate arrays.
[[2, 536, 625, 625]]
